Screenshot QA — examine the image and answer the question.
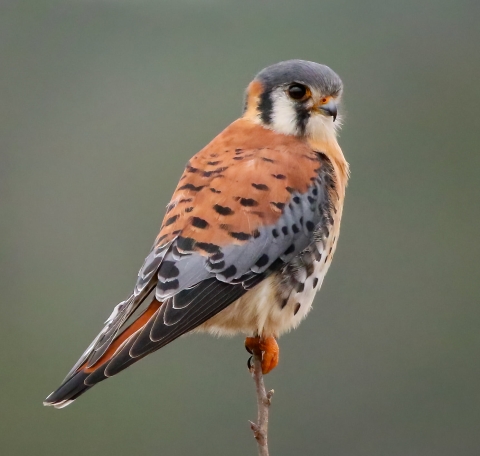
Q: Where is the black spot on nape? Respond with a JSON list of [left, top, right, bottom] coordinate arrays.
[[239, 197, 258, 207], [164, 214, 179, 227], [261, 157, 274, 163], [178, 183, 205, 192], [196, 242, 220, 254], [284, 244, 295, 255], [292, 224, 300, 234], [272, 228, 279, 238], [158, 279, 180, 292], [294, 303, 301, 315], [271, 202, 285, 210], [272, 174, 286, 180], [185, 207, 194, 213], [191, 217, 209, 229], [281, 226, 289, 235], [229, 231, 251, 241], [235, 148, 243, 154], [313, 277, 319, 288], [207, 161, 221, 166], [255, 254, 269, 268], [221, 265, 237, 279], [210, 188, 221, 193], [295, 282, 304, 293], [306, 220, 315, 231], [258, 90, 273, 124], [252, 183, 269, 191], [213, 204, 234, 216], [233, 156, 244, 161], [158, 261, 180, 279], [176, 236, 196, 252]]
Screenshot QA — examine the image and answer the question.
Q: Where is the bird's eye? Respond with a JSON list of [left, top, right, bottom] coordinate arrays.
[[287, 84, 310, 101]]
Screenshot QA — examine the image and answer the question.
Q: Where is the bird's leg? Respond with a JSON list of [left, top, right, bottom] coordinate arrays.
[[245, 336, 279, 374]]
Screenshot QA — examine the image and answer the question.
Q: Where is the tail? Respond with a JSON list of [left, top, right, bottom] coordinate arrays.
[[43, 298, 162, 408]]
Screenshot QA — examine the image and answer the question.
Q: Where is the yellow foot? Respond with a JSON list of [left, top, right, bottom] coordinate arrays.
[[245, 336, 279, 374]]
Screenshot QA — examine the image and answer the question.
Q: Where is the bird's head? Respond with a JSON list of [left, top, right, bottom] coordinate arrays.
[[243, 60, 343, 140]]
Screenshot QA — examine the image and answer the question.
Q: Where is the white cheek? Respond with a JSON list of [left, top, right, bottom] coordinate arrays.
[[270, 93, 298, 136]]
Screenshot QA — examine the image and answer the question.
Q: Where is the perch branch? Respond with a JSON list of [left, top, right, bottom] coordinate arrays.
[[249, 348, 274, 456]]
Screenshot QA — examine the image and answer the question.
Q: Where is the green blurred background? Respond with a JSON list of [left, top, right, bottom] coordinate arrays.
[[2, 0, 480, 454]]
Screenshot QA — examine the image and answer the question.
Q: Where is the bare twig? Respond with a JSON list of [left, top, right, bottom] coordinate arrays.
[[249, 348, 274, 456]]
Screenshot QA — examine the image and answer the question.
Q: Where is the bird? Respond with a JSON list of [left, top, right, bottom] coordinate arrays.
[[44, 59, 349, 408]]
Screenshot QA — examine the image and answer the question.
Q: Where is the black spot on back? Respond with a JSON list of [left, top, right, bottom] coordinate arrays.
[[178, 183, 204, 192], [213, 204, 234, 216], [164, 214, 179, 227], [252, 183, 269, 191], [191, 217, 209, 229], [239, 198, 258, 207], [229, 231, 251, 241]]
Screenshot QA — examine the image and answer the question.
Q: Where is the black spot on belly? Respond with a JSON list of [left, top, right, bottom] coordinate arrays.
[[296, 282, 304, 293], [306, 220, 315, 231], [313, 277, 319, 288], [294, 303, 301, 315], [292, 224, 299, 234]]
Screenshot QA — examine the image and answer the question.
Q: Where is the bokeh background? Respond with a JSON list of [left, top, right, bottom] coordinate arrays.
[[2, 1, 480, 455]]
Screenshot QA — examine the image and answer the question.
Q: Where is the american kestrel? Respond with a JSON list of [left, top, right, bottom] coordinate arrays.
[[44, 60, 349, 408]]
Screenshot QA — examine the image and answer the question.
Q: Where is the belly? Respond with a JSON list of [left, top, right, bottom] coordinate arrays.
[[196, 241, 335, 338]]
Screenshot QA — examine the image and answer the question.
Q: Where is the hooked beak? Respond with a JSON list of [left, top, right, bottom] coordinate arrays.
[[317, 100, 337, 122]]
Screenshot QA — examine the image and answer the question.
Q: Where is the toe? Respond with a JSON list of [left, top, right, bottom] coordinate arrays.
[[259, 337, 279, 374]]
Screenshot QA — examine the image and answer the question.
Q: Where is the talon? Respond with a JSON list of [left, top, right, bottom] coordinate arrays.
[[247, 356, 253, 370]]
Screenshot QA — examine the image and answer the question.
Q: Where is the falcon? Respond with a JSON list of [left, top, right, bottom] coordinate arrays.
[[44, 60, 349, 408]]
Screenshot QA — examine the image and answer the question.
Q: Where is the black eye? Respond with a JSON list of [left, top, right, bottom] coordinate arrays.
[[287, 83, 309, 101]]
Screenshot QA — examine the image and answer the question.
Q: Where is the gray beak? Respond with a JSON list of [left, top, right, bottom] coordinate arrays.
[[318, 100, 337, 122]]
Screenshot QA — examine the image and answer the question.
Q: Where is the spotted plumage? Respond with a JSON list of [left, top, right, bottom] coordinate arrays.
[[44, 59, 349, 408]]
